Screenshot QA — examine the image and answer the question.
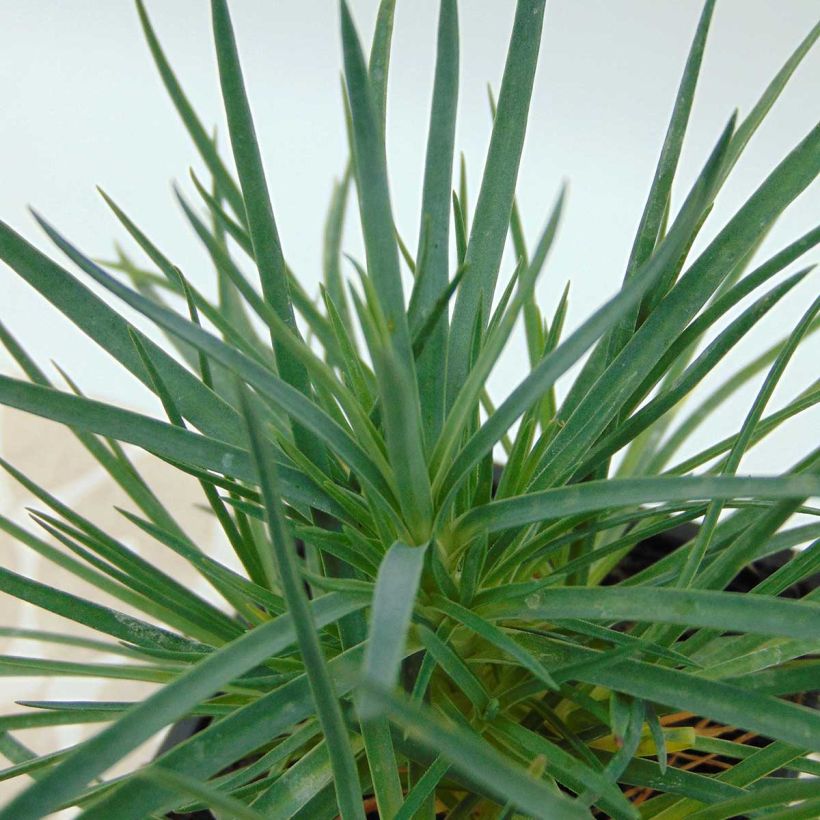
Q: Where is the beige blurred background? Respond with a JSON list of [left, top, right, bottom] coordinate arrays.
[[0, 408, 244, 809], [1, 0, 819, 812]]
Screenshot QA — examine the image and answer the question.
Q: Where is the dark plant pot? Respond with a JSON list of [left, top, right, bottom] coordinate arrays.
[[155, 515, 817, 819]]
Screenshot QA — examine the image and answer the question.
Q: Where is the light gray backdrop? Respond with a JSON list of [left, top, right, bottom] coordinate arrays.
[[1, 1, 818, 472]]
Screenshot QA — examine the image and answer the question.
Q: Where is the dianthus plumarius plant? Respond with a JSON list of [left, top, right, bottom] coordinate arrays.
[[0, 0, 818, 817]]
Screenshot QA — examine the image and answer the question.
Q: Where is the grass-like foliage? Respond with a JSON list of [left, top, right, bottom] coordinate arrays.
[[1, 1, 819, 817]]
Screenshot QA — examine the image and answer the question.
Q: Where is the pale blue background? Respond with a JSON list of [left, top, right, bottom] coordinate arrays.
[[1, 0, 818, 473]]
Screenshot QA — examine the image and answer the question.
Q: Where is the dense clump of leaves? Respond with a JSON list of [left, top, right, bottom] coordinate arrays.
[[0, 1, 819, 817]]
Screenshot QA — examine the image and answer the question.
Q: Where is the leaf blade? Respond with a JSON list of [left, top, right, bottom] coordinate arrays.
[[446, 0, 547, 406]]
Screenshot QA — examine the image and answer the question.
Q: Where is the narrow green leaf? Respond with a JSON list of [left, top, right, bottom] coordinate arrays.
[[362, 685, 588, 819], [434, 119, 730, 512], [415, 0, 459, 443], [433, 596, 558, 691], [358, 542, 426, 817], [0, 509, 195, 632], [30, 217, 398, 513], [446, 0, 547, 405], [452, 190, 467, 263], [534, 122, 820, 489], [754, 537, 820, 596], [78, 645, 369, 819], [134, 0, 245, 219], [0, 656, 174, 684], [394, 756, 449, 820], [0, 744, 73, 784], [0, 219, 240, 444], [119, 508, 283, 619], [189, 167, 253, 255], [250, 736, 365, 817], [500, 587, 820, 640], [608, 0, 716, 359], [210, 0, 298, 338], [98, 189, 263, 359], [323, 169, 354, 333], [488, 587, 820, 644], [0, 375, 334, 515], [129, 327, 269, 585], [371, 342, 433, 541], [679, 293, 820, 588], [415, 624, 488, 709], [139, 768, 264, 820], [340, 0, 413, 367], [0, 628, 144, 660], [455, 474, 820, 540], [623, 224, 820, 430], [411, 262, 467, 360], [175, 188, 340, 365], [491, 719, 640, 820], [722, 18, 820, 179], [689, 778, 820, 820], [575, 270, 810, 478], [664, 383, 820, 476], [0, 321, 183, 537], [367, 0, 396, 133], [0, 711, 113, 733], [240, 387, 365, 820], [0, 564, 203, 654], [0, 593, 365, 820], [211, 0, 328, 472], [432, 190, 564, 480], [361, 541, 426, 717], [30, 510, 237, 646], [519, 632, 820, 751], [321, 287, 375, 405]]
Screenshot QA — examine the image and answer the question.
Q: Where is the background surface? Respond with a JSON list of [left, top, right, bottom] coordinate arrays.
[[0, 0, 819, 808], [1, 1, 818, 466]]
